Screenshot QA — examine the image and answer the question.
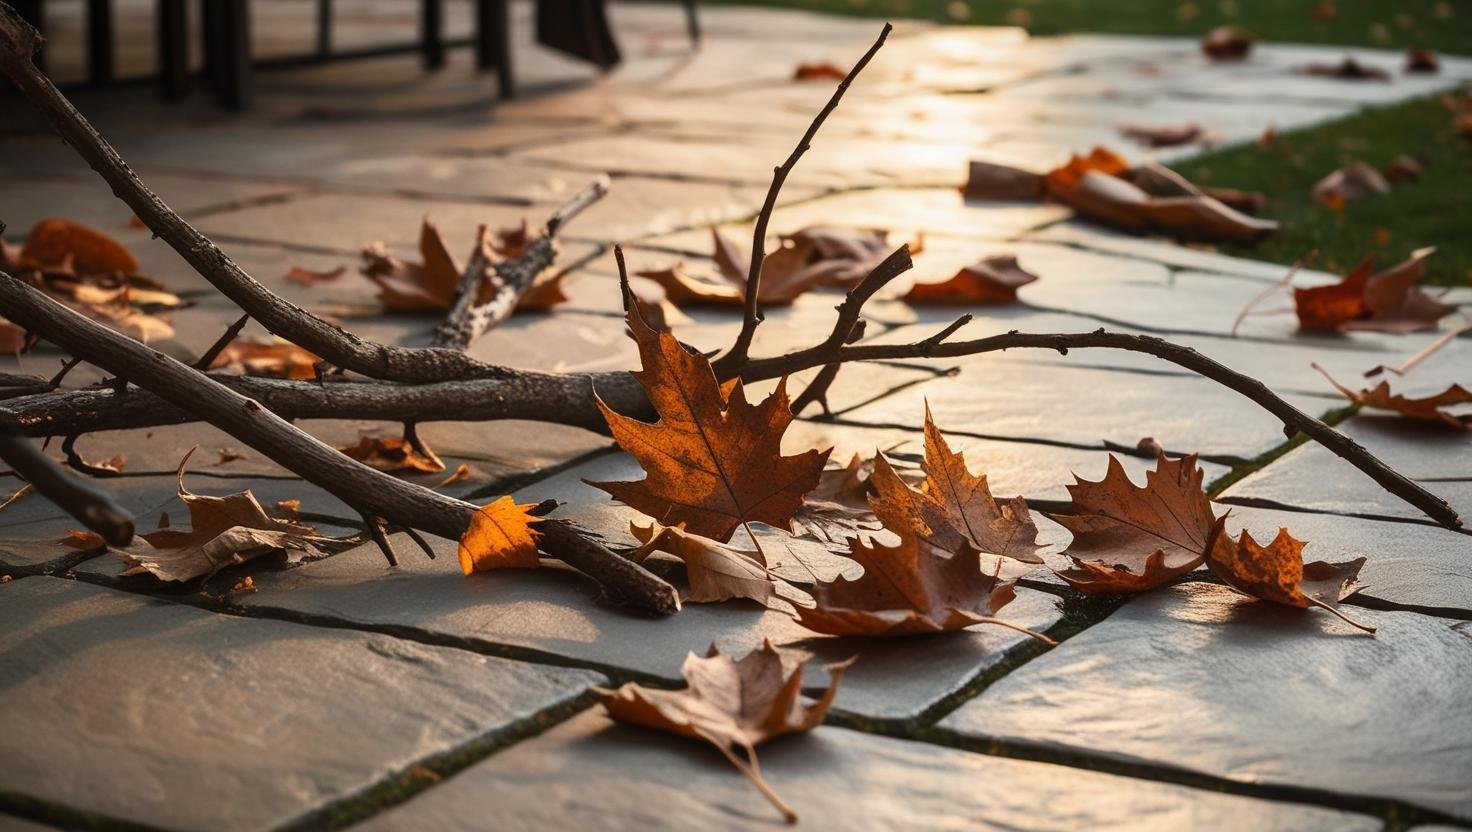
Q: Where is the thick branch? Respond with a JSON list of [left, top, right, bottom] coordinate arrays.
[[0, 432, 134, 545], [740, 328, 1463, 530], [713, 22, 892, 376], [0, 270, 679, 613], [0, 5, 517, 385]]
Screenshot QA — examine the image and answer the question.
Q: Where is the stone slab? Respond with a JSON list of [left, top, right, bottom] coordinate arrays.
[[0, 577, 603, 832], [0, 174, 298, 232], [835, 361, 1339, 461], [234, 519, 1061, 723], [939, 583, 1472, 820], [356, 710, 1381, 832], [1221, 416, 1472, 522]]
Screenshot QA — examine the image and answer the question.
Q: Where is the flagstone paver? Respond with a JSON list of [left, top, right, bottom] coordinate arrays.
[[938, 583, 1472, 822], [355, 709, 1383, 832], [3, 2, 1470, 828], [0, 577, 603, 832]]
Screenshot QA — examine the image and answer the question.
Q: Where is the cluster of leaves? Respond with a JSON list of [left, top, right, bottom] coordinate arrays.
[[0, 218, 182, 348], [358, 218, 566, 312]]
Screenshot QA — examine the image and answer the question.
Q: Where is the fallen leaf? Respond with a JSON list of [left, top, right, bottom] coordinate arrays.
[[457, 495, 542, 574], [517, 270, 570, 310], [337, 435, 445, 474], [904, 254, 1039, 304], [961, 159, 1043, 201], [1310, 1, 1339, 21], [1294, 257, 1372, 331], [1318, 366, 1471, 429], [590, 306, 829, 542], [285, 265, 347, 285], [1300, 57, 1391, 81], [68, 450, 125, 474], [1311, 162, 1391, 206], [597, 641, 852, 822], [1406, 48, 1440, 73], [1382, 154, 1425, 182], [779, 226, 896, 289], [231, 576, 258, 593], [793, 61, 846, 81], [1296, 249, 1453, 333], [436, 463, 472, 487], [789, 452, 901, 543], [1059, 170, 1277, 244], [360, 218, 462, 311], [635, 261, 743, 306], [1202, 518, 1374, 633], [1202, 25, 1255, 60], [490, 220, 531, 259], [19, 218, 139, 275], [629, 521, 794, 606], [1044, 147, 1130, 195], [114, 448, 329, 582], [209, 338, 322, 380], [1119, 122, 1213, 148], [1049, 453, 1219, 594]]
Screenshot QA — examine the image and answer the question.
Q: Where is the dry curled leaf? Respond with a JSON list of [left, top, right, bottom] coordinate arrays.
[[436, 463, 472, 487], [904, 254, 1039, 305], [1405, 48, 1439, 73], [1119, 122, 1213, 148], [360, 218, 461, 311], [457, 495, 542, 574], [19, 217, 139, 275], [793, 60, 846, 81], [1295, 248, 1451, 332], [1318, 366, 1472, 429], [1311, 162, 1391, 207], [1382, 155, 1425, 183], [597, 641, 852, 823], [961, 159, 1043, 201], [114, 448, 329, 582], [1202, 25, 1254, 59], [209, 337, 323, 380], [1050, 453, 1218, 594], [590, 305, 828, 542], [1299, 57, 1391, 81], [629, 521, 796, 606], [1202, 517, 1374, 633], [337, 435, 445, 474], [1056, 169, 1277, 244], [285, 264, 347, 286]]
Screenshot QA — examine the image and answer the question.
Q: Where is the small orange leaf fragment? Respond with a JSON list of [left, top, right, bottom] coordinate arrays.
[[457, 496, 542, 574], [1203, 517, 1374, 633], [337, 435, 445, 474]]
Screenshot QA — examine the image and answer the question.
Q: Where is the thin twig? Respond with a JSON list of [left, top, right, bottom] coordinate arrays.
[[791, 362, 842, 416], [0, 432, 134, 545], [47, 357, 82, 388], [1230, 251, 1314, 338], [61, 433, 122, 478], [714, 22, 892, 376], [193, 313, 250, 370], [364, 514, 400, 567], [1365, 320, 1471, 377]]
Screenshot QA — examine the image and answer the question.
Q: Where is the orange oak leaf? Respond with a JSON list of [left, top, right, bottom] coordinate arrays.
[[1049, 453, 1218, 595], [904, 254, 1039, 305], [359, 218, 461, 311], [337, 435, 446, 474], [792, 528, 1051, 640], [1202, 517, 1374, 633], [597, 641, 853, 822], [457, 495, 542, 574], [589, 307, 829, 542], [19, 217, 139, 275], [868, 410, 1044, 565], [209, 338, 322, 380], [1318, 366, 1472, 429]]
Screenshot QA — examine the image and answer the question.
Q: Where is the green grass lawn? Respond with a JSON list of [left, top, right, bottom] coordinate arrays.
[[1172, 93, 1470, 287], [715, 0, 1471, 55]]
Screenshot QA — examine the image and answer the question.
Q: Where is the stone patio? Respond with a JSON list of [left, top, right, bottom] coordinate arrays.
[[1, 2, 1470, 830]]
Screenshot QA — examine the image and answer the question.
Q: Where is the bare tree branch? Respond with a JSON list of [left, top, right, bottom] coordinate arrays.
[[0, 270, 680, 613], [0, 432, 134, 546]]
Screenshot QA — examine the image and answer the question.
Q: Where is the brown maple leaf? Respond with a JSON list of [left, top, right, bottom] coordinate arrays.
[[904, 254, 1039, 305], [1295, 249, 1452, 332], [457, 495, 542, 574], [867, 410, 1044, 565], [1318, 366, 1472, 429], [360, 218, 462, 311], [629, 521, 801, 607], [597, 641, 852, 822], [590, 306, 829, 542], [337, 435, 445, 474], [209, 338, 322, 380], [113, 448, 330, 582], [1202, 517, 1375, 633], [1050, 453, 1218, 595]]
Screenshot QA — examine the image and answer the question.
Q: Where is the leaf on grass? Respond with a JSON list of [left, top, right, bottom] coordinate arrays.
[[1049, 453, 1218, 594], [337, 435, 446, 474], [1118, 122, 1214, 148], [904, 254, 1038, 304], [1311, 162, 1391, 208], [597, 641, 852, 823], [1202, 517, 1375, 633], [209, 337, 322, 380], [590, 306, 829, 542], [1299, 57, 1391, 81], [868, 410, 1044, 565], [457, 495, 542, 574], [1202, 25, 1254, 60], [1319, 366, 1472, 429], [114, 448, 329, 582], [629, 521, 797, 606], [285, 265, 347, 285], [793, 61, 846, 81], [1382, 155, 1425, 183], [360, 219, 462, 311]]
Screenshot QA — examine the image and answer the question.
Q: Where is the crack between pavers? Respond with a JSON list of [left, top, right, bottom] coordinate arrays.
[[1212, 495, 1472, 536], [0, 791, 171, 832]]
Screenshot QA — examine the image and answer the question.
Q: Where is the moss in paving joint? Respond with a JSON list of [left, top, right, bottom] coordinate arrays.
[[1206, 404, 1357, 498], [276, 695, 602, 832]]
